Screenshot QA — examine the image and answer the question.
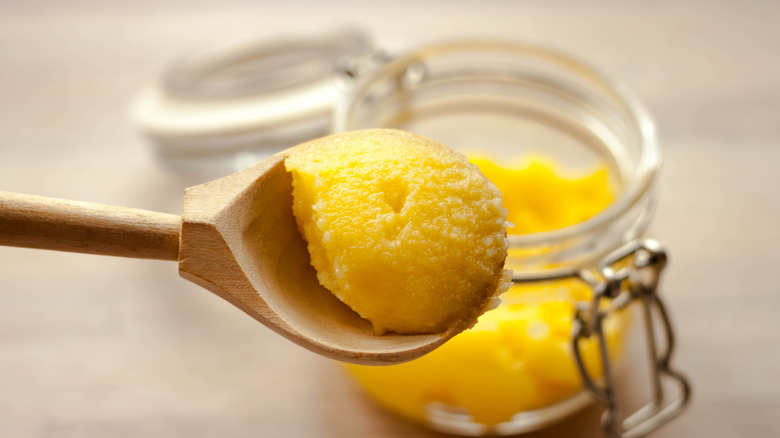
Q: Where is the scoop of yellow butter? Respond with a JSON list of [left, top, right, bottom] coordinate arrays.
[[284, 129, 511, 335]]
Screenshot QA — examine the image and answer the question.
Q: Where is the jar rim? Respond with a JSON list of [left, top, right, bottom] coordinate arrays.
[[336, 40, 661, 254]]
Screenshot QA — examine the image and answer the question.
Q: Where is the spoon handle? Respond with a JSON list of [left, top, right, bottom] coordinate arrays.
[[0, 190, 181, 260]]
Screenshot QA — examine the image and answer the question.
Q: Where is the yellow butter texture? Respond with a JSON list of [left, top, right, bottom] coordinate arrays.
[[285, 129, 510, 335], [346, 156, 626, 425]]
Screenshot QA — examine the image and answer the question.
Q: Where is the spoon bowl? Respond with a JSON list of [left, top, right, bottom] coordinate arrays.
[[179, 148, 456, 364]]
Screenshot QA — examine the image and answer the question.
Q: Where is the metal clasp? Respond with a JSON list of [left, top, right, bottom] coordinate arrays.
[[571, 239, 691, 437]]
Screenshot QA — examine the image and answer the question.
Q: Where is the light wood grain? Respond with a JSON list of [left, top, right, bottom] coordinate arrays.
[[0, 190, 181, 260], [0, 1, 778, 437]]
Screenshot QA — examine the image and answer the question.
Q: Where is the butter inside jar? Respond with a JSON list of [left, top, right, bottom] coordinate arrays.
[[345, 156, 628, 426]]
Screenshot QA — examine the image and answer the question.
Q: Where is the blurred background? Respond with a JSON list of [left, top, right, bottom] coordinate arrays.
[[0, 1, 778, 437]]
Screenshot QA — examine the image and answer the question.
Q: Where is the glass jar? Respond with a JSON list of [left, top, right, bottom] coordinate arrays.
[[335, 41, 690, 436], [132, 35, 690, 436]]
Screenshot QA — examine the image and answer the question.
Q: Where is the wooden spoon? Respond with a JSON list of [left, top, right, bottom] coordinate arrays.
[[0, 146, 460, 365]]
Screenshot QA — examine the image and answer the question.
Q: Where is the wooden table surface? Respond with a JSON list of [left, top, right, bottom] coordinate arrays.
[[1, 1, 778, 437]]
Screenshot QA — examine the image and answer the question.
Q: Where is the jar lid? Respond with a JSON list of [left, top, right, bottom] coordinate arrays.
[[131, 29, 373, 174]]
